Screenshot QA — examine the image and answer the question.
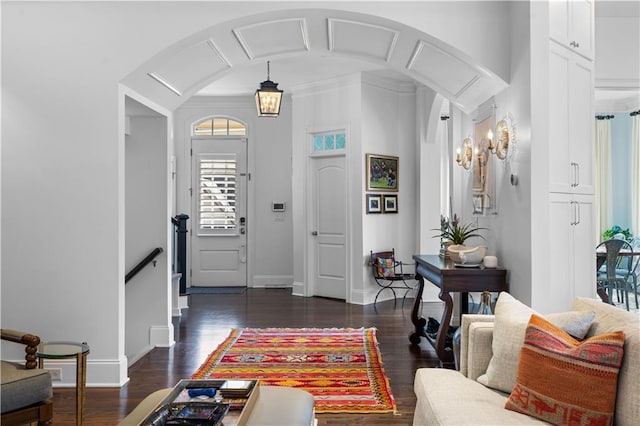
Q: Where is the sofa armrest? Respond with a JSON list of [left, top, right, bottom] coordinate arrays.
[[1, 328, 41, 369], [466, 323, 495, 381], [459, 315, 494, 379]]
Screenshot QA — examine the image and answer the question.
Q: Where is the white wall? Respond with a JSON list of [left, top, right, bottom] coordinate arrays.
[[173, 96, 294, 288], [595, 15, 640, 88], [361, 77, 419, 303], [291, 75, 363, 300], [447, 1, 534, 306], [125, 112, 173, 365]]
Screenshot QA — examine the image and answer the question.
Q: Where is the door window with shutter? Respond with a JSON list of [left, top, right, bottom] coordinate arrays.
[[197, 153, 238, 235]]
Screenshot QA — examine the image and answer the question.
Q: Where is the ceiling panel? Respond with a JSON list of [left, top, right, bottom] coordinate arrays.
[[233, 18, 309, 60], [407, 40, 479, 99], [150, 40, 230, 95], [328, 18, 398, 62]]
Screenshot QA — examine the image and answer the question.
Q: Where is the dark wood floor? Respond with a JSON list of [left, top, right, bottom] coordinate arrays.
[[51, 288, 442, 425]]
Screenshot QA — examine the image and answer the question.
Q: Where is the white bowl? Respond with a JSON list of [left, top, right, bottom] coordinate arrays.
[[447, 245, 486, 264]]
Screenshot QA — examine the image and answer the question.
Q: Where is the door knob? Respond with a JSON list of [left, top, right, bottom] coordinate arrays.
[[311, 231, 318, 236]]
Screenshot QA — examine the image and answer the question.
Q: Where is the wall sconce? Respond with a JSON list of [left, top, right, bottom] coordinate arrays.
[[487, 118, 510, 160], [456, 137, 473, 170], [255, 61, 283, 118]]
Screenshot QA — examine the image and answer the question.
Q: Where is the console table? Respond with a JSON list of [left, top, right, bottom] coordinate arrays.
[[409, 255, 507, 367]]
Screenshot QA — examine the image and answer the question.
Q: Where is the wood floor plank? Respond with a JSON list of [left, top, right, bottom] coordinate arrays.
[[51, 289, 442, 425]]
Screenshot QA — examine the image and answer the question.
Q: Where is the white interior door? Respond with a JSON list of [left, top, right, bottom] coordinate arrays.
[[191, 137, 247, 287], [310, 155, 347, 300]]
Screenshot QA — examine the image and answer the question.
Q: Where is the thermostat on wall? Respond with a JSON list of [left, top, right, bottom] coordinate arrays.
[[272, 202, 286, 212]]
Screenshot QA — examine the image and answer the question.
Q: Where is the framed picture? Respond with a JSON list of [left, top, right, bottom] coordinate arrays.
[[472, 116, 494, 213], [383, 195, 398, 213], [366, 154, 398, 191], [366, 194, 382, 214]]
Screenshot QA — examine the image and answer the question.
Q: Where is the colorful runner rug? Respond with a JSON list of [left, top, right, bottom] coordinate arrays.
[[192, 327, 396, 414]]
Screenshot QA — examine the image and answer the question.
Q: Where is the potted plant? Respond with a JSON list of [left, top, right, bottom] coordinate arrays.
[[601, 225, 633, 242], [434, 214, 486, 261]]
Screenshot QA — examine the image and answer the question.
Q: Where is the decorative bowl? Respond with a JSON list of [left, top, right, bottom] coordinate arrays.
[[447, 245, 486, 265]]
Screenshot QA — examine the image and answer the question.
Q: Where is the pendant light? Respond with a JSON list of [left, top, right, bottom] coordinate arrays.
[[255, 61, 283, 117]]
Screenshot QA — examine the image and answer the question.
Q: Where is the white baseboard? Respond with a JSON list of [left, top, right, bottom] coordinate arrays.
[[48, 355, 129, 387], [291, 281, 306, 296], [178, 294, 189, 310], [252, 275, 293, 287], [150, 325, 174, 348]]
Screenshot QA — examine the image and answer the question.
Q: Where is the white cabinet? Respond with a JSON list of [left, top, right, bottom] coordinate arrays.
[[548, 40, 594, 195], [549, 0, 594, 59], [548, 193, 596, 313]]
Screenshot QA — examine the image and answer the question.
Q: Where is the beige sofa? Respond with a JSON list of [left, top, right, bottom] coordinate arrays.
[[413, 296, 640, 425]]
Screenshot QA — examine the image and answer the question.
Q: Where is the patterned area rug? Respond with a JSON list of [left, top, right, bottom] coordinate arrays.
[[192, 327, 396, 413]]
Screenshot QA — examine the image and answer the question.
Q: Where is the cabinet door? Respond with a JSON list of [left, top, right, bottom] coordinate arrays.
[[549, 42, 594, 195], [572, 194, 596, 299], [549, 42, 572, 193], [548, 193, 575, 313], [569, 54, 594, 195], [571, 0, 594, 59], [549, 0, 571, 48], [549, 0, 594, 60]]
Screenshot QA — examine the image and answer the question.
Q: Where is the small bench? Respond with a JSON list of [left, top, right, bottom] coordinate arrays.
[[119, 385, 315, 426]]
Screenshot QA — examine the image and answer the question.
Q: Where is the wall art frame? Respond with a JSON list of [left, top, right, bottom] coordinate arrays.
[[366, 194, 382, 214], [383, 195, 398, 213], [366, 153, 398, 192]]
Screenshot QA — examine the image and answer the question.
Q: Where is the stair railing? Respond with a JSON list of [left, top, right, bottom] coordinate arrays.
[[125, 247, 164, 284]]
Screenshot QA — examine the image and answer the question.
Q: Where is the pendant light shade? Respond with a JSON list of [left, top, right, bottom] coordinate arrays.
[[255, 61, 283, 117]]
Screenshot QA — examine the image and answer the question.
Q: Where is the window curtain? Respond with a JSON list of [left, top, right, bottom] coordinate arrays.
[[595, 119, 612, 240], [632, 115, 640, 237]]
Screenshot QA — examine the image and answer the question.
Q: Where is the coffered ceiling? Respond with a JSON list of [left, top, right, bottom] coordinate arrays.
[[129, 9, 508, 114]]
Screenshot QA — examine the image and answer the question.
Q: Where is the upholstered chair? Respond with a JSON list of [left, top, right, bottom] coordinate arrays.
[[1, 329, 53, 425]]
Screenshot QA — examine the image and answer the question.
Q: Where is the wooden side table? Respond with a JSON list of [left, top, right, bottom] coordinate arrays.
[[409, 255, 507, 368], [38, 341, 90, 425]]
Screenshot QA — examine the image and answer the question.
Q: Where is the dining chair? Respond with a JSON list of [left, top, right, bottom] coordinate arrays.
[[596, 239, 637, 311]]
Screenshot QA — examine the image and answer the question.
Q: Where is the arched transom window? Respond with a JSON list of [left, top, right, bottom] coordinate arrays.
[[193, 117, 246, 136]]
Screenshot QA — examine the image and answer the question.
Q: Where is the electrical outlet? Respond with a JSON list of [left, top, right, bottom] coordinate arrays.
[[48, 368, 62, 381]]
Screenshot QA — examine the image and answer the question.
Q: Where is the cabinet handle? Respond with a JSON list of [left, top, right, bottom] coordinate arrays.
[[569, 201, 581, 226], [575, 163, 580, 187], [570, 201, 576, 225], [570, 163, 577, 187]]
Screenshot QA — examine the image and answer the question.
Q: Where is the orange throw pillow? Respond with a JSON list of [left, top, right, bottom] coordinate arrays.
[[505, 314, 625, 425]]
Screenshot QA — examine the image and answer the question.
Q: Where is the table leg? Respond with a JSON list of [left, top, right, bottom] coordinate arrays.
[[76, 352, 87, 426], [408, 274, 455, 368], [409, 274, 427, 345], [435, 289, 455, 368]]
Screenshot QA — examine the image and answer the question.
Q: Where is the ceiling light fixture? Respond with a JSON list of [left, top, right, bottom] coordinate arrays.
[[255, 61, 283, 118]]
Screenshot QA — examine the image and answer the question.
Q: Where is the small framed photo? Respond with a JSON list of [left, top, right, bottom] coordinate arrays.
[[366, 194, 382, 214], [383, 195, 398, 213], [366, 153, 399, 192]]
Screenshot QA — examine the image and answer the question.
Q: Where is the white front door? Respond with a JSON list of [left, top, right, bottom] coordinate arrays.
[[310, 155, 347, 300], [191, 137, 247, 287]]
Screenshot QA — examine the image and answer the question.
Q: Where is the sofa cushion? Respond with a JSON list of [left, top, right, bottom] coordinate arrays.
[[571, 297, 640, 425], [505, 314, 624, 425], [413, 368, 546, 425], [477, 292, 595, 394], [0, 361, 53, 413]]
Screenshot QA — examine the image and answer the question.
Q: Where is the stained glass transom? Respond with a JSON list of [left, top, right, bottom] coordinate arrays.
[[312, 131, 346, 152]]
